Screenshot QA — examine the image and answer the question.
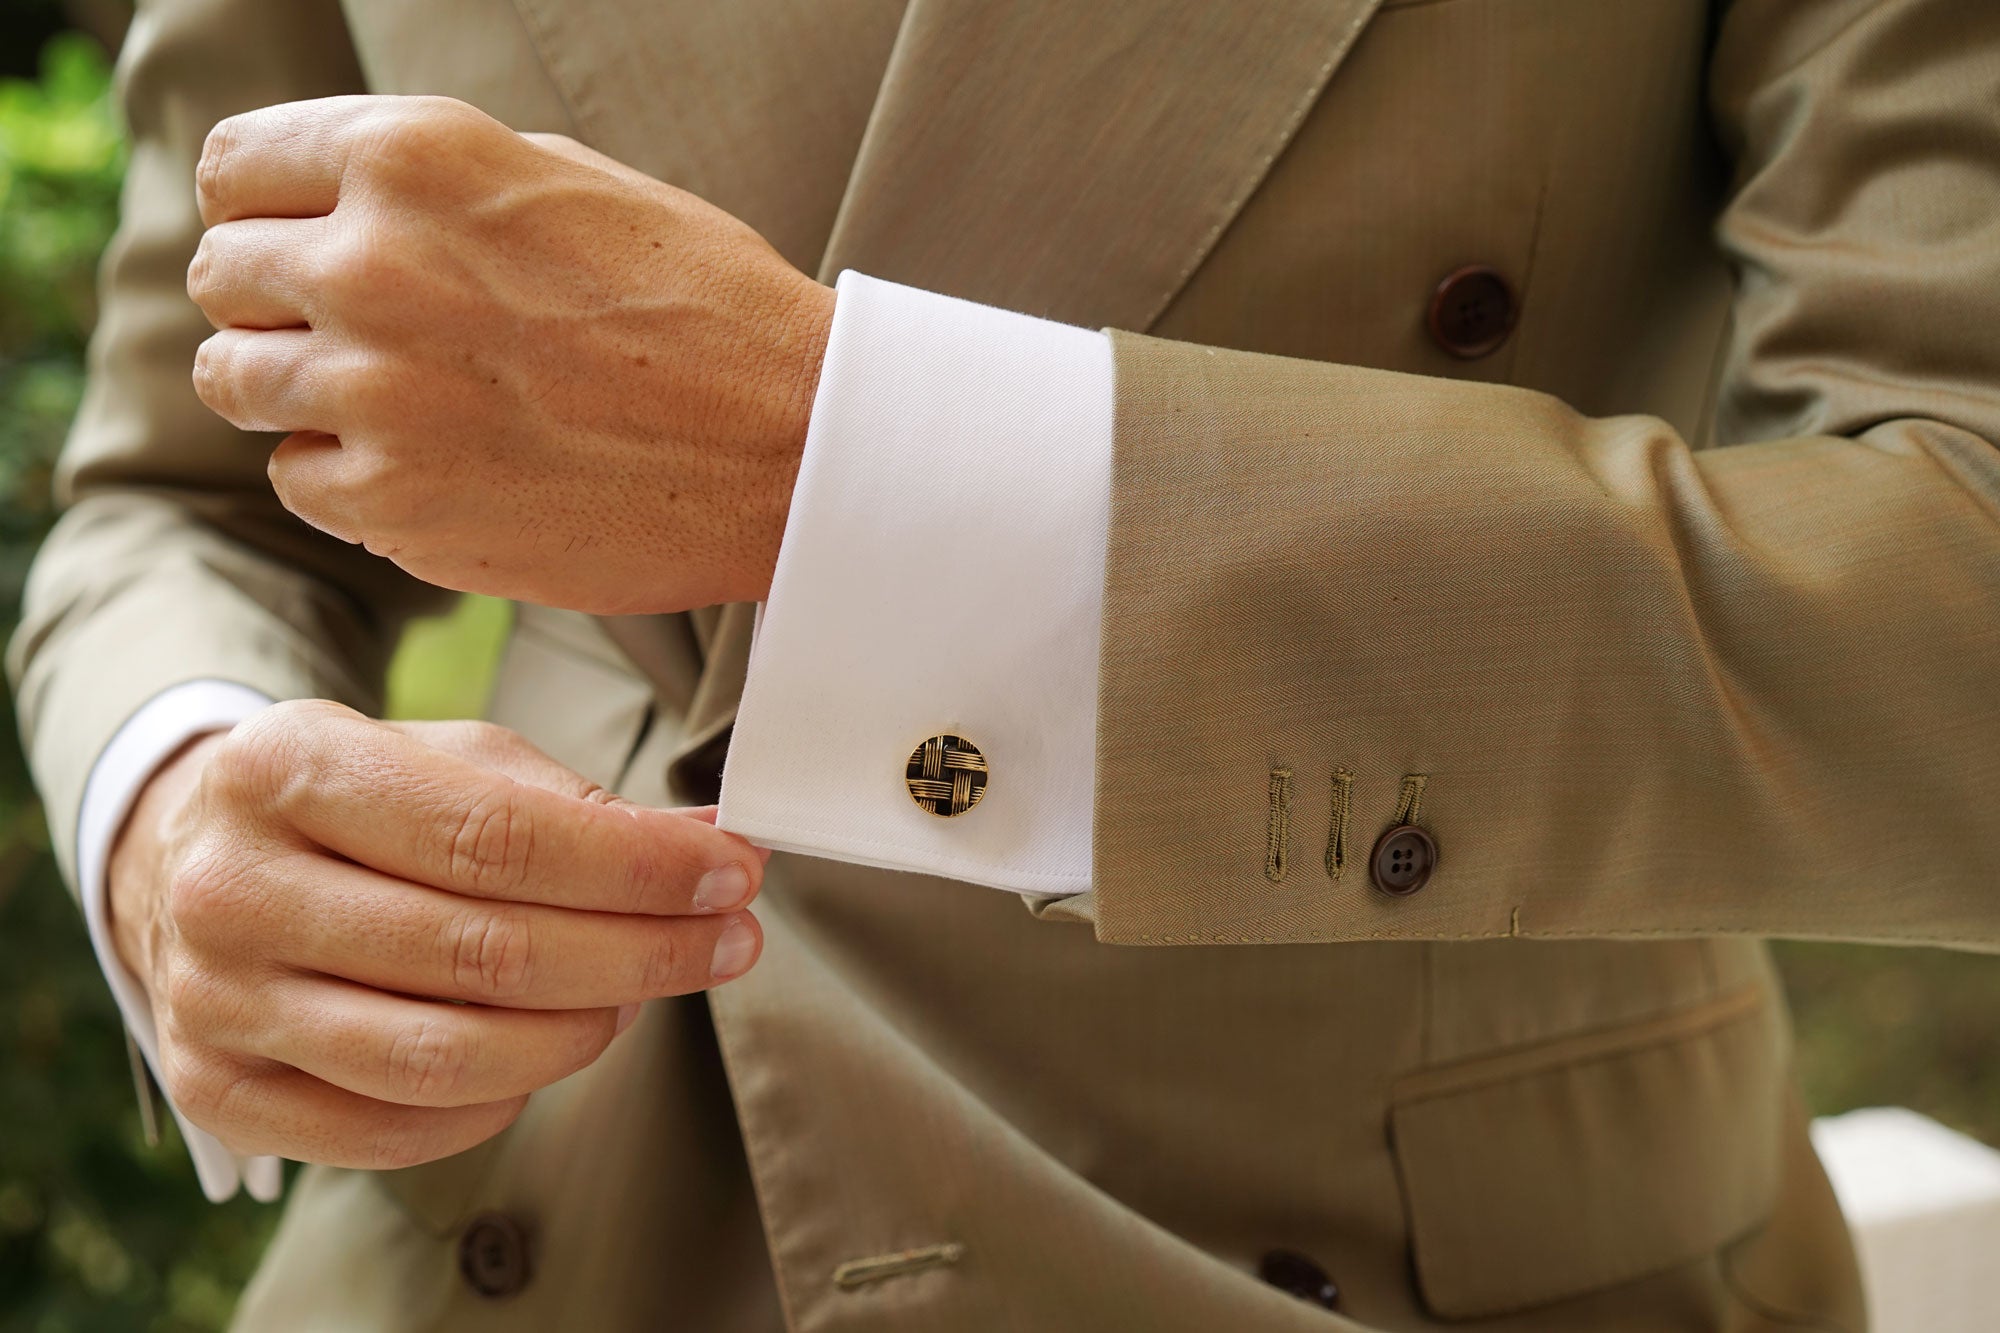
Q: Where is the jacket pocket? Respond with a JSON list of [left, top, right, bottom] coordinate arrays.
[[1389, 985, 1784, 1320]]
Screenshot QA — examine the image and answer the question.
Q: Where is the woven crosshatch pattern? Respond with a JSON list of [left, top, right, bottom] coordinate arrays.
[[905, 735, 988, 816]]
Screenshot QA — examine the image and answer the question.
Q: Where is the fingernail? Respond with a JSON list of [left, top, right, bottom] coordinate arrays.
[[694, 862, 753, 912], [614, 1002, 640, 1035], [710, 918, 758, 980]]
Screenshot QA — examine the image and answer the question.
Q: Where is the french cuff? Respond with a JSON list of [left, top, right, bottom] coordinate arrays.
[[719, 271, 1112, 896], [76, 680, 283, 1203]]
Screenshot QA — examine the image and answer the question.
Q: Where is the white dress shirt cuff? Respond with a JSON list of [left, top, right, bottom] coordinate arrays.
[[76, 680, 282, 1203], [719, 271, 1113, 895]]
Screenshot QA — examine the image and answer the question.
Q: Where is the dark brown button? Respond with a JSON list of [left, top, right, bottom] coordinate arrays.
[[906, 734, 988, 817], [1427, 264, 1516, 359], [458, 1213, 531, 1299], [1260, 1249, 1340, 1311], [1371, 824, 1437, 896]]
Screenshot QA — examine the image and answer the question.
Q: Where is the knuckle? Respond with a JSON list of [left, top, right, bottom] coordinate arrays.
[[445, 907, 534, 999], [322, 228, 400, 301], [358, 99, 475, 174], [637, 925, 687, 995], [186, 239, 217, 306], [264, 448, 318, 524], [386, 1017, 469, 1105], [162, 1045, 250, 1126], [280, 441, 356, 517], [268, 696, 357, 730], [338, 447, 413, 525], [191, 336, 238, 416], [227, 700, 356, 816], [523, 131, 585, 164], [156, 1044, 210, 1113], [163, 841, 247, 934], [446, 791, 533, 891], [460, 719, 515, 750], [422, 719, 510, 765], [158, 959, 224, 1025], [209, 722, 294, 812], [195, 117, 237, 210]]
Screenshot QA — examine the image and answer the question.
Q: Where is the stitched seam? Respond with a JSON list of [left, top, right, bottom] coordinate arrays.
[[1265, 767, 1293, 882], [1138, 3, 1383, 329], [1392, 773, 1428, 825], [833, 1243, 966, 1290], [1392, 986, 1765, 1106], [1325, 768, 1353, 878]]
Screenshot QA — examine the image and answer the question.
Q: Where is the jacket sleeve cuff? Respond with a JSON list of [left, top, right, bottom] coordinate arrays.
[[718, 271, 1112, 896], [76, 680, 284, 1203]]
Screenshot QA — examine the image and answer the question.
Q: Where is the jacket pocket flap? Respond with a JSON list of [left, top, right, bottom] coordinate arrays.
[[1390, 987, 1783, 1320]]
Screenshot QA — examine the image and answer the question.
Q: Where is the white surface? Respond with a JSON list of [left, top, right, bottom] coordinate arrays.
[[1811, 1107, 2000, 1333], [721, 271, 1112, 895], [75, 680, 281, 1202]]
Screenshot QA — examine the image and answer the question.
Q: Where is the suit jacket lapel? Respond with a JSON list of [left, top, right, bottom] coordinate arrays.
[[821, 0, 1389, 331], [508, 0, 908, 271], [542, 0, 1389, 778]]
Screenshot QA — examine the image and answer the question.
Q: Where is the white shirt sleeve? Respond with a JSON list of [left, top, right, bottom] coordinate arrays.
[[718, 271, 1113, 896], [77, 270, 1108, 1204], [76, 680, 283, 1203]]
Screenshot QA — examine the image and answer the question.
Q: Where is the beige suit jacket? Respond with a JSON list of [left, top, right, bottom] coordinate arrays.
[[17, 0, 2000, 1327]]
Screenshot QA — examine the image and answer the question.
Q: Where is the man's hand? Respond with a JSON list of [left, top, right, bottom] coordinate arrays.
[[108, 700, 766, 1170], [185, 95, 834, 615]]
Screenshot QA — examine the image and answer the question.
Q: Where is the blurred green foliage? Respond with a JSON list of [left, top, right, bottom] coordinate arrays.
[[0, 30, 502, 1331], [0, 16, 1992, 1333], [386, 594, 513, 723], [0, 28, 119, 598], [0, 31, 288, 1333]]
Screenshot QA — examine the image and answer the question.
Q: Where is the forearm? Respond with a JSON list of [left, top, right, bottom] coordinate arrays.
[[11, 495, 422, 890]]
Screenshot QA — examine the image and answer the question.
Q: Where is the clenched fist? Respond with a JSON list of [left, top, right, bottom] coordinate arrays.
[[109, 701, 766, 1169], [186, 95, 833, 615]]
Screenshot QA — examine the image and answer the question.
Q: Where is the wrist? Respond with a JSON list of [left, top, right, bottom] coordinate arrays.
[[107, 730, 227, 987], [738, 279, 833, 604], [775, 279, 835, 459]]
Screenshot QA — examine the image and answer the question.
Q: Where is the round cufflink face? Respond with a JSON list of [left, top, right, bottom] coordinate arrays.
[[906, 734, 988, 817]]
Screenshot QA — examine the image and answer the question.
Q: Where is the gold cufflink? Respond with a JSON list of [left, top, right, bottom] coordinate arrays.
[[906, 734, 987, 817]]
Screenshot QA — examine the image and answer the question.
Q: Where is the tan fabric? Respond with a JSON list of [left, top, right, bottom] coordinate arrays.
[[25, 0, 2000, 1325], [1093, 0, 2000, 952]]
